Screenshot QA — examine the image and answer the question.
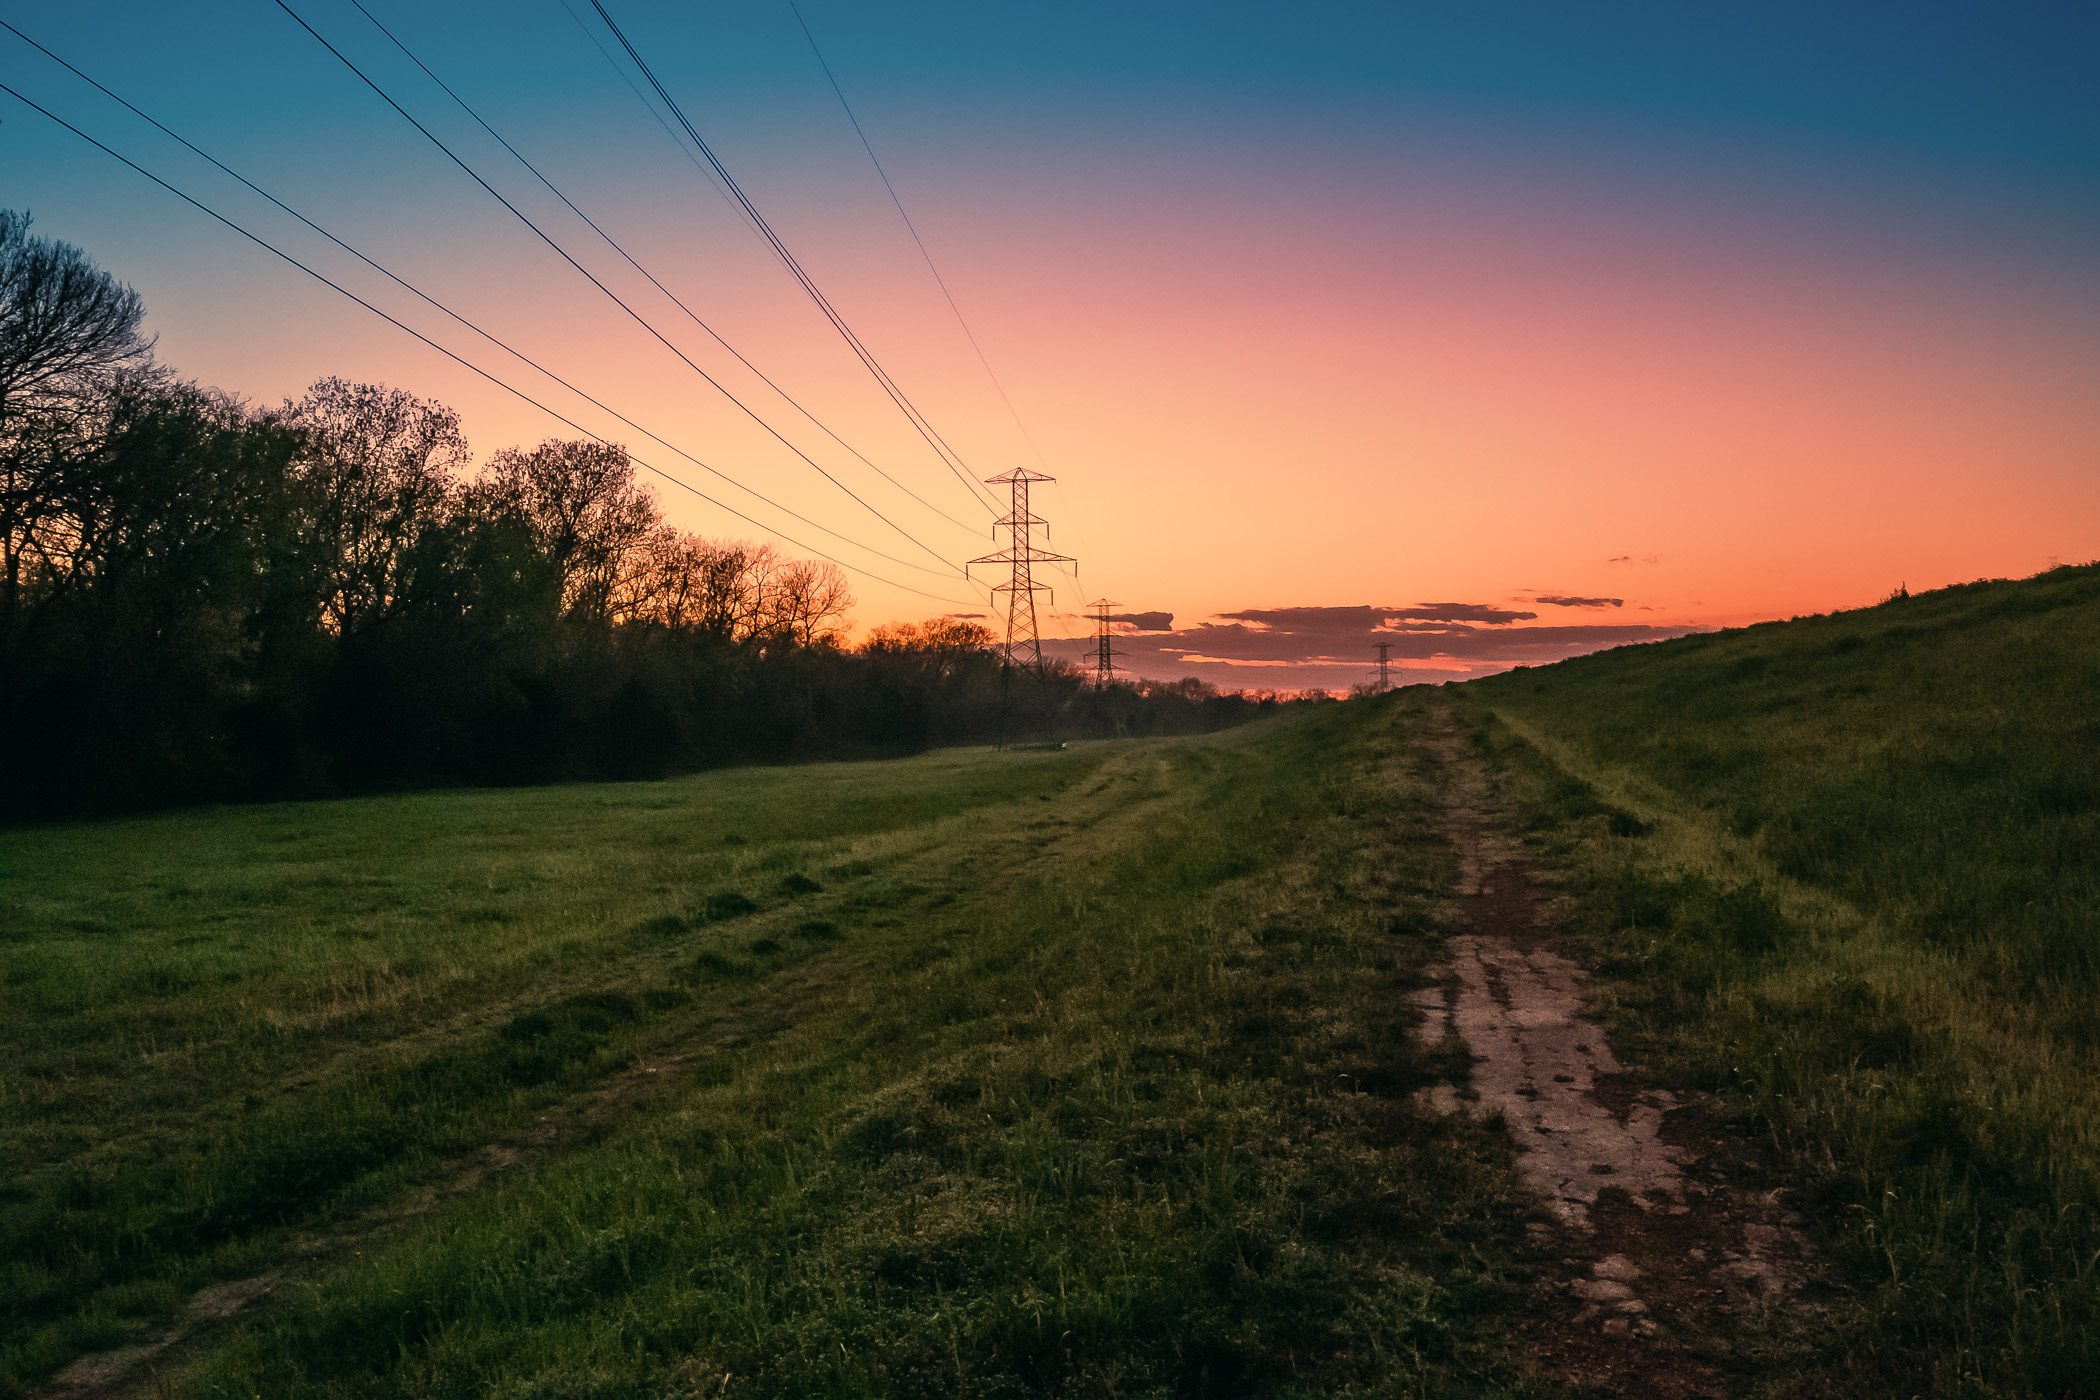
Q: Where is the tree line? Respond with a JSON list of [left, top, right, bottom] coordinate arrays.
[[0, 212, 1325, 818]]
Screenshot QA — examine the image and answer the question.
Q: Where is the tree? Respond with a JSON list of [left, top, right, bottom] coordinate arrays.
[[473, 439, 658, 621], [862, 617, 997, 678], [278, 378, 467, 635], [756, 558, 853, 647], [0, 210, 159, 625], [610, 529, 765, 637], [685, 539, 772, 639]]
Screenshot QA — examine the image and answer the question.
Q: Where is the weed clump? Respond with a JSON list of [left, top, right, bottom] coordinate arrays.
[[681, 951, 757, 981], [628, 913, 687, 941], [697, 891, 759, 922]]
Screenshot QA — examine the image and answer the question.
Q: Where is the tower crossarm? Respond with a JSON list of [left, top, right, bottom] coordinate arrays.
[[975, 466, 1072, 671], [968, 545, 1075, 566]]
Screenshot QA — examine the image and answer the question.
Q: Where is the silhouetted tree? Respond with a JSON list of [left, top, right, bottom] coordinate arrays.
[[278, 377, 467, 636], [756, 557, 853, 647], [0, 221, 1329, 820], [473, 439, 656, 621], [0, 209, 159, 627]]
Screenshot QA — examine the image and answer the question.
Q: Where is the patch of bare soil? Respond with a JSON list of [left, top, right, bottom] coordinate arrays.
[[1412, 711, 1819, 1398]]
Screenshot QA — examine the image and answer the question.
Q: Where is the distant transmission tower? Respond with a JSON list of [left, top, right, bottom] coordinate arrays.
[[1086, 598, 1120, 689], [1370, 641, 1394, 692], [968, 468, 1073, 671]]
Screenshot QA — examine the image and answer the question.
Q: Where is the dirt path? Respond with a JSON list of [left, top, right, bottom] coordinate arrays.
[[1413, 708, 1817, 1398]]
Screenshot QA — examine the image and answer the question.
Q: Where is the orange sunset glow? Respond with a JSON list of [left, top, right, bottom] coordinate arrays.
[[7, 2, 2095, 686], [10, 9, 2100, 1395]]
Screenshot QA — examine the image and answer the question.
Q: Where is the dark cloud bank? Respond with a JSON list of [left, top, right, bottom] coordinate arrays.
[[1041, 601, 1703, 692]]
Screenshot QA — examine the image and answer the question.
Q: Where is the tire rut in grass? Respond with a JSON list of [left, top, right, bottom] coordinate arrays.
[[34, 955, 854, 1400], [1412, 706, 1818, 1398]]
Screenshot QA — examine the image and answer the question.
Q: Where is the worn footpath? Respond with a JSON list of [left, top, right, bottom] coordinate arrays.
[[1411, 709, 1819, 1398]]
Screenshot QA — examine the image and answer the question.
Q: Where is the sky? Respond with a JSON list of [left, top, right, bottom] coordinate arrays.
[[5, 1, 2097, 688]]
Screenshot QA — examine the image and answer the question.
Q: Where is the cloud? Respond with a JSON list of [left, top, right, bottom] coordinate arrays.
[[1396, 601, 1540, 624], [1050, 599, 1705, 689], [1108, 610, 1174, 632], [1535, 594, 1624, 608], [947, 612, 988, 619], [1218, 602, 1538, 630]]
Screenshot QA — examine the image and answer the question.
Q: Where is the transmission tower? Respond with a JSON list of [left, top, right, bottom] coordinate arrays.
[[1086, 598, 1121, 689], [1369, 641, 1394, 692], [968, 468, 1073, 671]]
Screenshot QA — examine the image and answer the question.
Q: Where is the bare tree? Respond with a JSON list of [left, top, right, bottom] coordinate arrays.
[[863, 617, 994, 654], [473, 439, 659, 620], [605, 524, 682, 627], [279, 378, 467, 634], [755, 557, 853, 647], [691, 540, 770, 637], [611, 531, 834, 643], [0, 210, 159, 623]]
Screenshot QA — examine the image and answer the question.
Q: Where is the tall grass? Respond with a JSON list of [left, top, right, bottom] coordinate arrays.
[[1459, 563, 2100, 1397]]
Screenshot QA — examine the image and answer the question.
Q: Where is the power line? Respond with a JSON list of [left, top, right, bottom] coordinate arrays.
[[344, 0, 982, 538], [0, 17, 966, 586], [554, 0, 771, 247], [273, 0, 969, 580], [0, 78, 979, 607], [784, 4, 1112, 599], [785, 0, 1054, 477], [583, 1, 1002, 516]]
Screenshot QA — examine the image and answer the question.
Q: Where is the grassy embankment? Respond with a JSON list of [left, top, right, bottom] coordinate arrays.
[[1457, 563, 2100, 1397], [2, 706, 1531, 1398]]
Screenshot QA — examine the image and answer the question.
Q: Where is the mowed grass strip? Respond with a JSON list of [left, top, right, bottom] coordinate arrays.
[[1455, 563, 2100, 1398], [8, 706, 1533, 1397]]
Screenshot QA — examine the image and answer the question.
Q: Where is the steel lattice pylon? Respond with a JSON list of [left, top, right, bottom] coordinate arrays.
[[1087, 597, 1120, 689], [968, 468, 1073, 671], [1370, 641, 1393, 692]]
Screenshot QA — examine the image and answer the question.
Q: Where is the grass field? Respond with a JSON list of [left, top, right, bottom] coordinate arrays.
[[1459, 563, 2100, 1397], [2, 709, 1532, 1398], [12, 565, 2093, 1398]]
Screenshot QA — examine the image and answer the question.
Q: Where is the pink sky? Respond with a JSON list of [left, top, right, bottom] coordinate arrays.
[[12, 8, 2095, 688]]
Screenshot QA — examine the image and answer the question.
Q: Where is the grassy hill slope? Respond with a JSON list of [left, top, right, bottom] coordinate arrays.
[[1459, 562, 2100, 1397]]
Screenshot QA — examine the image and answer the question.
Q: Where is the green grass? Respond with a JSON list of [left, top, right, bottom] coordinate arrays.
[[2, 711, 1532, 1397], [1456, 562, 2100, 1398]]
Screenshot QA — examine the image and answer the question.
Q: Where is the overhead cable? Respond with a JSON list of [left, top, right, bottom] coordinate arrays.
[[274, 0, 968, 579], [584, 1, 1002, 515], [0, 18, 966, 585], [554, 0, 770, 246], [344, 0, 982, 537], [0, 78, 981, 607], [786, 0, 1054, 477], [786, 4, 1107, 598]]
